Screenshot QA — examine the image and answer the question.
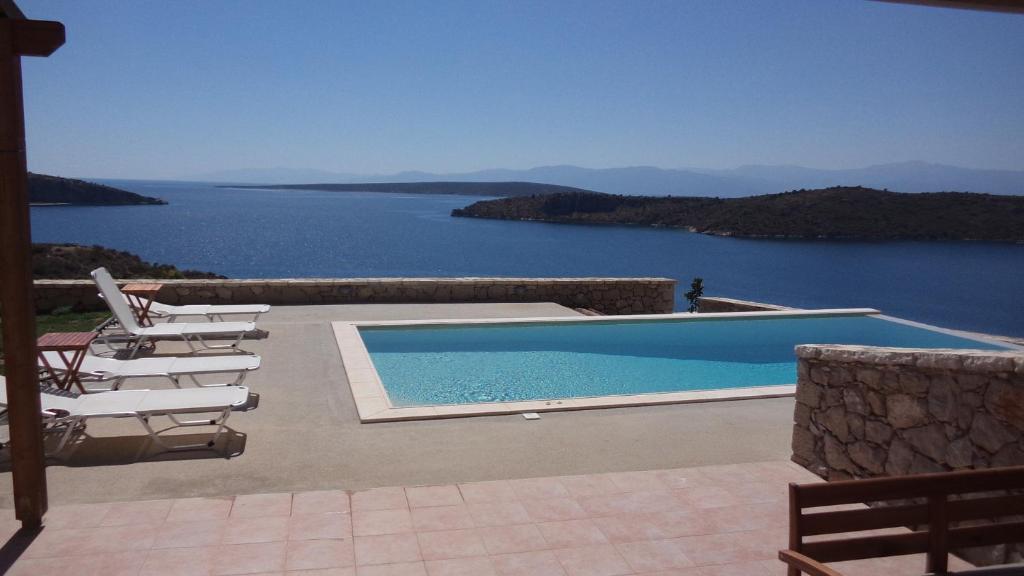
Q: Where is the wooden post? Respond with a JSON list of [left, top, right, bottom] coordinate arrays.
[[0, 5, 64, 529]]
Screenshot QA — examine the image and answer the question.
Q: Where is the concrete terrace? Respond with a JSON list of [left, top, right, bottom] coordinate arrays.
[[1, 303, 796, 506]]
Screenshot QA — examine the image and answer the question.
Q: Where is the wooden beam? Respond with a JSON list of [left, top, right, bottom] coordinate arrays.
[[0, 12, 63, 529], [873, 0, 1024, 14], [11, 19, 64, 57]]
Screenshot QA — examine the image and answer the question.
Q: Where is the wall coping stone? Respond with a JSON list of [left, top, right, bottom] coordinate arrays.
[[795, 344, 1024, 373]]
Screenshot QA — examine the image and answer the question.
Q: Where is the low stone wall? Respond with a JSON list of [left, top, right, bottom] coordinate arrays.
[[696, 296, 794, 313], [33, 277, 677, 316], [792, 344, 1024, 565]]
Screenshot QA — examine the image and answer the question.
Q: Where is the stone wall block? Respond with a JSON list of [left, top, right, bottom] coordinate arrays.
[[821, 406, 849, 442], [984, 380, 1024, 432], [865, 420, 894, 445], [824, 434, 856, 474], [866, 390, 886, 417], [843, 387, 869, 416], [970, 413, 1017, 454], [897, 371, 931, 396], [946, 437, 975, 469], [901, 423, 949, 463], [849, 441, 886, 474], [885, 438, 915, 476], [886, 394, 929, 429], [927, 376, 958, 423]]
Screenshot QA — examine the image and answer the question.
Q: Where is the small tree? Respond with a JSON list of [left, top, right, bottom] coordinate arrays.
[[684, 277, 704, 313]]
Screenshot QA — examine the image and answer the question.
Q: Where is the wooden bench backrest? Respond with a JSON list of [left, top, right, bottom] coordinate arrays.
[[789, 466, 1024, 574]]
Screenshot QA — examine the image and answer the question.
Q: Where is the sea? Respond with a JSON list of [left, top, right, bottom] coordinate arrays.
[[29, 179, 1024, 338]]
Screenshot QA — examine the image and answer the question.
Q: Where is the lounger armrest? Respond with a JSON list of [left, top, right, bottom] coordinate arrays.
[[778, 550, 845, 576]]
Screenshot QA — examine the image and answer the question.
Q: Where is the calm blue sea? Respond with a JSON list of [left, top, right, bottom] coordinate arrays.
[[29, 179, 1024, 337]]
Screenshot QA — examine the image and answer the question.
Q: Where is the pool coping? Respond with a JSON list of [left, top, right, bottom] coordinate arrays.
[[332, 308, 899, 422]]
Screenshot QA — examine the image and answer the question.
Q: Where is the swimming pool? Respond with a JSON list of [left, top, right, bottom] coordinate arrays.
[[334, 310, 1018, 420]]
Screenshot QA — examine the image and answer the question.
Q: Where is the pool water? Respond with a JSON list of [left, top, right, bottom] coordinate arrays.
[[358, 314, 1014, 407]]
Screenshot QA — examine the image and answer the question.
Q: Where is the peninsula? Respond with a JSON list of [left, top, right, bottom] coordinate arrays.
[[29, 173, 166, 205], [221, 181, 596, 197], [452, 186, 1024, 242], [33, 243, 223, 279]]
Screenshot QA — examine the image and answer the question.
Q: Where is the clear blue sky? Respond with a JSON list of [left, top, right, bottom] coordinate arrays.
[[19, 0, 1024, 179]]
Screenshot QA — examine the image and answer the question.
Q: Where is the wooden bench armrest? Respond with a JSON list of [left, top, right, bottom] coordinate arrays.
[[779, 550, 846, 576]]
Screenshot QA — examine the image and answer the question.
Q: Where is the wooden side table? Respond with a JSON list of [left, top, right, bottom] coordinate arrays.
[[121, 282, 163, 326], [37, 331, 97, 393]]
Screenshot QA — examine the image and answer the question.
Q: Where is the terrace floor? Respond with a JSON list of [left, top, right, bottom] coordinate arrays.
[[0, 460, 972, 575], [0, 303, 797, 506]]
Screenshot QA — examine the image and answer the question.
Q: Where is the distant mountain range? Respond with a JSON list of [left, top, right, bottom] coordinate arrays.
[[191, 161, 1024, 197]]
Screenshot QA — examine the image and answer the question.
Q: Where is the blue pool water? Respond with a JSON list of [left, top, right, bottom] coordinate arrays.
[[360, 314, 1016, 406]]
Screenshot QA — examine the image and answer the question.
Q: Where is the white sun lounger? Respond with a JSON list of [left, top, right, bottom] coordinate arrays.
[[92, 267, 256, 356], [0, 376, 250, 452], [147, 300, 270, 323], [39, 351, 261, 391], [104, 293, 270, 323]]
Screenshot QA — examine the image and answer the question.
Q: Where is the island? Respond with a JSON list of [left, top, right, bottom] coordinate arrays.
[[451, 186, 1024, 242], [221, 181, 596, 197], [33, 243, 223, 279], [29, 173, 166, 205]]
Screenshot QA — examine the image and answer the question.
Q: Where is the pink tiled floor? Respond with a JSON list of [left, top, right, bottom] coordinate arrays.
[[0, 461, 973, 575]]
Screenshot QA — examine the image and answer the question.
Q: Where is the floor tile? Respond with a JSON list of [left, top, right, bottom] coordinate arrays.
[[293, 491, 351, 515], [579, 491, 674, 517], [352, 488, 408, 512], [647, 509, 713, 539], [154, 519, 228, 549], [166, 497, 234, 523], [41, 502, 113, 530], [101, 499, 174, 526], [290, 513, 353, 540], [558, 475, 622, 499], [457, 480, 518, 503], [356, 562, 427, 576], [354, 534, 423, 566], [410, 505, 474, 532], [223, 515, 291, 544], [285, 568, 356, 576], [9, 550, 147, 576], [553, 544, 633, 576], [424, 556, 496, 576], [478, 524, 549, 555], [213, 541, 288, 575], [353, 509, 414, 536], [466, 501, 530, 527], [671, 487, 739, 510], [591, 513, 668, 543], [536, 519, 608, 549], [521, 498, 589, 522], [416, 528, 486, 560], [509, 477, 570, 500], [286, 539, 356, 571], [141, 546, 217, 576], [490, 550, 567, 576], [405, 486, 463, 508], [616, 540, 695, 572], [232, 493, 293, 518], [605, 470, 669, 493]]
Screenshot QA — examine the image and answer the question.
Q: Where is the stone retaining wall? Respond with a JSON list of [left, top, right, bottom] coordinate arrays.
[[33, 277, 677, 316], [791, 344, 1024, 565], [696, 296, 794, 313]]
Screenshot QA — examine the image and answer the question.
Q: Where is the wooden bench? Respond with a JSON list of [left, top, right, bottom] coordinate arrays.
[[779, 466, 1024, 575]]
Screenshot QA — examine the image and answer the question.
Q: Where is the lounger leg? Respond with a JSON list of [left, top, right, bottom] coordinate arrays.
[[128, 336, 150, 359], [54, 416, 83, 453]]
